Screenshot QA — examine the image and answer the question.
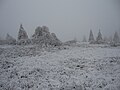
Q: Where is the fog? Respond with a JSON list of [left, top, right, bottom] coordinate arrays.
[[0, 0, 120, 41]]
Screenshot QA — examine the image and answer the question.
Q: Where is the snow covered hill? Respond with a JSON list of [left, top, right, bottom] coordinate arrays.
[[0, 44, 120, 90]]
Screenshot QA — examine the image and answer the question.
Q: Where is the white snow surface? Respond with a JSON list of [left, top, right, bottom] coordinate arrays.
[[0, 44, 120, 90]]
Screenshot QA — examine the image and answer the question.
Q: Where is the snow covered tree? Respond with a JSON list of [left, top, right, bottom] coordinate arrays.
[[113, 31, 119, 44], [50, 33, 62, 46], [42, 26, 49, 33], [18, 24, 28, 40], [32, 26, 50, 39], [51, 33, 59, 41], [6, 33, 16, 45], [88, 29, 94, 43], [31, 26, 62, 46], [17, 24, 30, 45], [32, 26, 42, 39], [96, 30, 104, 44]]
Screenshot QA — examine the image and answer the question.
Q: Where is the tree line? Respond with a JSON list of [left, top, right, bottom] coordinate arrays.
[[82, 29, 120, 46], [0, 25, 120, 46]]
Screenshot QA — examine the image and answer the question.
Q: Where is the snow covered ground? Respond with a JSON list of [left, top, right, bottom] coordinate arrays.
[[0, 44, 120, 90]]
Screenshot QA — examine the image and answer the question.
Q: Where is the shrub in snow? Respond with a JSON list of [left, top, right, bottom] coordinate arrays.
[[1, 46, 40, 58], [88, 29, 95, 44], [94, 78, 107, 89], [1, 61, 14, 69], [60, 84, 83, 90], [104, 85, 120, 90]]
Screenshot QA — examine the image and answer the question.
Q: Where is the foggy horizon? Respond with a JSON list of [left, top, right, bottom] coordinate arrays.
[[0, 0, 120, 42]]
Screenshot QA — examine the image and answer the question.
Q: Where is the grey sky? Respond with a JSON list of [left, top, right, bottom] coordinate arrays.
[[0, 0, 120, 41]]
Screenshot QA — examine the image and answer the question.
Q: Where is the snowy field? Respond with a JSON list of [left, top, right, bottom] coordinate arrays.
[[0, 44, 120, 90]]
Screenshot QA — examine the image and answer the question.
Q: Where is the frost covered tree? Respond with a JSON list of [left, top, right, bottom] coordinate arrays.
[[18, 24, 28, 40], [32, 26, 50, 39], [17, 24, 30, 45], [42, 26, 49, 33], [6, 33, 16, 45], [51, 33, 60, 41], [31, 26, 62, 46], [113, 31, 119, 44], [32, 26, 50, 45], [32, 26, 42, 39], [88, 29, 94, 43], [51, 33, 62, 46], [96, 30, 104, 44]]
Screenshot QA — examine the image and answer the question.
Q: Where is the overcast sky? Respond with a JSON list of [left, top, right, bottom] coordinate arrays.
[[0, 0, 120, 41]]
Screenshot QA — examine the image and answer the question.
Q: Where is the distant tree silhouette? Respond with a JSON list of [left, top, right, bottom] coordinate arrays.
[[17, 24, 30, 45], [96, 29, 104, 44], [113, 31, 119, 44], [88, 29, 95, 43]]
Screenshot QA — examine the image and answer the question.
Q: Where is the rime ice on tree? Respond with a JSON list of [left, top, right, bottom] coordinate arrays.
[[31, 26, 62, 46], [88, 30, 95, 43], [18, 24, 28, 40], [17, 24, 30, 45]]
